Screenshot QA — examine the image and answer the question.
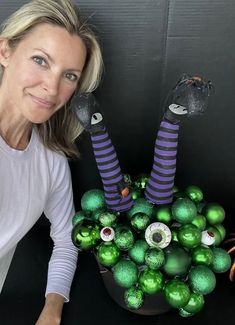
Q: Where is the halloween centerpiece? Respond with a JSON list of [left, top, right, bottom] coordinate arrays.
[[70, 75, 231, 317]]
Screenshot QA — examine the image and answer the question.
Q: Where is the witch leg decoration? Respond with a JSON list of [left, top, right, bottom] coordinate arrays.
[[71, 93, 134, 212], [145, 74, 213, 205]]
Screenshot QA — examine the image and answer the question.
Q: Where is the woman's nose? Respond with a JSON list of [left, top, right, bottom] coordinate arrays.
[[42, 73, 60, 96]]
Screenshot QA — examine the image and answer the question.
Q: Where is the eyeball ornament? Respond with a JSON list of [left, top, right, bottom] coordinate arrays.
[[100, 227, 115, 242], [201, 230, 215, 246], [145, 222, 172, 249]]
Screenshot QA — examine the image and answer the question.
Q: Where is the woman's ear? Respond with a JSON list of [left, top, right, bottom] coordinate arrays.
[[0, 39, 12, 67]]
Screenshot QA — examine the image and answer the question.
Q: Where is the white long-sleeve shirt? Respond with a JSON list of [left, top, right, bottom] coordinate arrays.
[[0, 128, 78, 301]]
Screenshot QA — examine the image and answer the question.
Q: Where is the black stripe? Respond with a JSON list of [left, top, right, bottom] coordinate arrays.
[[91, 130, 106, 137], [97, 156, 118, 167], [156, 144, 177, 151], [99, 162, 120, 174], [147, 182, 173, 193], [93, 143, 113, 152], [102, 171, 122, 181], [152, 169, 176, 178], [95, 149, 116, 159], [149, 175, 174, 185], [145, 190, 172, 201], [159, 126, 178, 134], [157, 136, 178, 143], [153, 162, 176, 170], [155, 153, 176, 161], [92, 135, 110, 144], [107, 197, 133, 208]]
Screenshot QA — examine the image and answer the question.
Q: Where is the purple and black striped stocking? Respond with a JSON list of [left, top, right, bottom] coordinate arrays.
[[144, 118, 179, 205], [91, 127, 134, 212]]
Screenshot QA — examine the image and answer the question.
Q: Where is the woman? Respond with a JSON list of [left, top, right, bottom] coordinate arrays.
[[0, 0, 103, 323]]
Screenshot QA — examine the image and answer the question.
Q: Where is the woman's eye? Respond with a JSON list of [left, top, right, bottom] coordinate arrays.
[[65, 73, 78, 82], [33, 56, 46, 66]]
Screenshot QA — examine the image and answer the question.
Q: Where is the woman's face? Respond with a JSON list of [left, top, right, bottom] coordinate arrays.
[[0, 23, 87, 124]]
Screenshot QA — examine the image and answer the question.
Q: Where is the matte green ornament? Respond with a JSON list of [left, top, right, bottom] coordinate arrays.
[[72, 211, 89, 226], [154, 205, 173, 226], [188, 265, 216, 295], [145, 247, 165, 270], [139, 268, 164, 294], [177, 224, 201, 249], [202, 203, 225, 225], [91, 209, 105, 222], [207, 226, 222, 246], [127, 198, 154, 219], [131, 188, 142, 200], [162, 244, 191, 277], [134, 174, 149, 190], [211, 247, 232, 273], [213, 224, 226, 241], [192, 245, 214, 266], [185, 185, 203, 203], [172, 198, 197, 224], [98, 212, 117, 227], [182, 292, 205, 314], [191, 214, 207, 231], [72, 219, 101, 250], [113, 259, 138, 288], [124, 287, 144, 309], [164, 279, 190, 308], [81, 189, 106, 212], [97, 242, 121, 267], [179, 309, 194, 317], [114, 225, 135, 251], [128, 240, 149, 265], [131, 212, 150, 231]]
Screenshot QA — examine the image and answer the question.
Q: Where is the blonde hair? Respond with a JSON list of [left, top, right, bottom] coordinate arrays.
[[0, 0, 103, 158]]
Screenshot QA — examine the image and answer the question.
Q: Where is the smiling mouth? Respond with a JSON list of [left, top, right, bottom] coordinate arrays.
[[30, 94, 55, 109]]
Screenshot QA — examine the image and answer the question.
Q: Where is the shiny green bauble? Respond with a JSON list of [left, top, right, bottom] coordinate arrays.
[[192, 245, 214, 266], [174, 191, 188, 200], [188, 265, 216, 295], [127, 198, 154, 219], [139, 268, 164, 294], [213, 224, 226, 241], [171, 227, 179, 242], [72, 211, 89, 226], [211, 248, 232, 273], [128, 240, 149, 265], [182, 292, 205, 314], [177, 224, 201, 249], [114, 225, 135, 251], [191, 214, 207, 231], [113, 259, 138, 288], [131, 213, 150, 231], [97, 242, 121, 267], [134, 174, 149, 190], [124, 287, 144, 309], [179, 309, 194, 317], [185, 185, 203, 203], [72, 219, 101, 250], [98, 212, 117, 227], [91, 209, 105, 222], [131, 188, 142, 200], [144, 247, 165, 270], [81, 189, 106, 212], [172, 198, 197, 224], [154, 205, 173, 226], [164, 279, 190, 308], [162, 244, 191, 277], [202, 203, 225, 225], [207, 226, 222, 246]]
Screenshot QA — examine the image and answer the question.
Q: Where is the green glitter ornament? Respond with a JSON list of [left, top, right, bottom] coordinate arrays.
[[97, 242, 121, 267], [113, 259, 138, 288], [185, 185, 203, 203], [192, 245, 214, 266], [72, 219, 101, 250], [72, 211, 89, 226], [91, 209, 105, 222], [134, 174, 149, 190], [114, 225, 135, 251], [128, 240, 149, 265], [98, 212, 117, 227], [162, 244, 191, 277], [81, 189, 106, 212], [191, 214, 207, 231], [174, 191, 188, 200], [144, 247, 165, 270], [164, 279, 190, 308], [139, 268, 164, 294], [179, 309, 194, 317], [172, 198, 197, 224], [188, 265, 216, 295], [202, 203, 225, 225], [177, 224, 201, 249], [124, 287, 144, 309], [211, 247, 232, 273], [131, 212, 150, 231], [127, 198, 154, 219], [154, 205, 173, 226], [182, 292, 205, 314]]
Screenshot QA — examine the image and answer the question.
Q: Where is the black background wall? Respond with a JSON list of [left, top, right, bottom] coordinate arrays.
[[0, 1, 234, 324]]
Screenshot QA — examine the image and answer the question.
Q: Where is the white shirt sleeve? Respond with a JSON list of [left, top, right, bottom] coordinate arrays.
[[44, 154, 78, 302]]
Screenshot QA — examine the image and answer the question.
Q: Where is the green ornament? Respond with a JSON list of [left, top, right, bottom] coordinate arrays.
[[192, 245, 214, 266], [91, 209, 105, 222], [72, 211, 89, 226], [179, 309, 194, 317], [128, 240, 149, 265], [172, 198, 197, 224], [213, 224, 226, 241], [171, 227, 179, 242], [134, 174, 149, 190], [202, 203, 225, 225], [131, 212, 150, 231], [127, 198, 154, 219], [185, 185, 203, 203], [174, 191, 188, 200], [188, 265, 216, 295], [81, 189, 106, 212], [182, 292, 205, 314], [177, 224, 201, 249], [196, 201, 206, 213], [124, 287, 144, 309], [145, 247, 165, 270], [207, 226, 222, 246], [97, 242, 121, 267], [113, 259, 138, 288], [131, 188, 142, 200], [173, 185, 180, 193], [191, 214, 207, 231], [164, 279, 190, 308], [154, 205, 173, 226], [162, 244, 191, 277], [114, 225, 135, 251], [72, 219, 101, 250], [98, 212, 117, 227], [211, 248, 232, 273], [139, 268, 164, 294]]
